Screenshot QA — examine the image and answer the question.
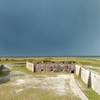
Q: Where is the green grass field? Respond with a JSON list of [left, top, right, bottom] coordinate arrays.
[[0, 70, 9, 77], [0, 57, 100, 67]]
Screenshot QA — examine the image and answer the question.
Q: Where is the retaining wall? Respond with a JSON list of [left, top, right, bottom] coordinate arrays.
[[75, 65, 81, 76], [91, 72, 100, 95], [26, 62, 75, 72], [26, 62, 34, 72], [75, 64, 100, 95], [81, 67, 90, 85]]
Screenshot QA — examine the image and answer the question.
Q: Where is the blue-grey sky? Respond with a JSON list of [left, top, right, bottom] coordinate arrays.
[[0, 0, 100, 56]]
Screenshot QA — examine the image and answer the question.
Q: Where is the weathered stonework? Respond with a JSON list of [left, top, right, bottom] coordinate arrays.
[[26, 62, 75, 73]]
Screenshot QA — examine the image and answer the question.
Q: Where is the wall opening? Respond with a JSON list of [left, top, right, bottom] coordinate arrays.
[[41, 69, 44, 72]]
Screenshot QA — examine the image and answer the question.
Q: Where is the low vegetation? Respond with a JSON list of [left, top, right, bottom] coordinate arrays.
[[0, 57, 100, 100], [75, 75, 100, 100], [0, 71, 9, 77], [0, 57, 100, 67]]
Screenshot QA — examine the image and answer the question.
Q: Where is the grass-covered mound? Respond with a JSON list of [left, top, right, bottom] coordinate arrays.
[[0, 65, 10, 77]]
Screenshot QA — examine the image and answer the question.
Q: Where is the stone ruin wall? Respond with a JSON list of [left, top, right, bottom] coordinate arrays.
[[75, 64, 100, 95], [26, 62, 75, 73]]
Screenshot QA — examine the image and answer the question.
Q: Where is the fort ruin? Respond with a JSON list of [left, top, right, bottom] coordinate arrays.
[[26, 62, 100, 95], [26, 62, 75, 73]]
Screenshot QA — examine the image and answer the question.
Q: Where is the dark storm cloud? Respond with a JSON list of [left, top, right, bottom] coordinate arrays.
[[0, 0, 100, 56]]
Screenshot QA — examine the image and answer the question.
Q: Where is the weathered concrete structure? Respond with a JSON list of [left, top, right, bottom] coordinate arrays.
[[81, 67, 90, 85], [26, 62, 34, 72], [91, 72, 100, 95], [75, 65, 81, 76], [26, 62, 75, 73], [75, 65, 100, 95]]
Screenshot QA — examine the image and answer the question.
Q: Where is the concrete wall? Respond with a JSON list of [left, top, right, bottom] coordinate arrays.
[[81, 68, 90, 85], [75, 65, 81, 76], [75, 64, 100, 95], [26, 62, 34, 72], [91, 72, 100, 95], [75, 65, 90, 85]]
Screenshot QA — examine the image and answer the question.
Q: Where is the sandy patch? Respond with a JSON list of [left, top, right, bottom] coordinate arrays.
[[15, 79, 25, 86], [9, 72, 86, 99], [11, 74, 72, 95], [16, 89, 23, 93]]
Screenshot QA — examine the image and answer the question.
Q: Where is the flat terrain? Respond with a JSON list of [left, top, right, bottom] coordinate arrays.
[[0, 70, 81, 100], [0, 57, 100, 100]]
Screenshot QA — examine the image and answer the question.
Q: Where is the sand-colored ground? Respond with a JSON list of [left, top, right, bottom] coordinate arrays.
[[0, 71, 87, 100]]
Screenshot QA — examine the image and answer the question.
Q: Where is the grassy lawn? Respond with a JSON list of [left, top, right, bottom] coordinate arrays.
[[1, 57, 100, 67], [75, 58, 100, 67], [75, 75, 100, 100]]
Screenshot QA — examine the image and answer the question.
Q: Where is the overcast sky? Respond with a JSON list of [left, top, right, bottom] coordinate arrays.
[[0, 0, 100, 56]]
